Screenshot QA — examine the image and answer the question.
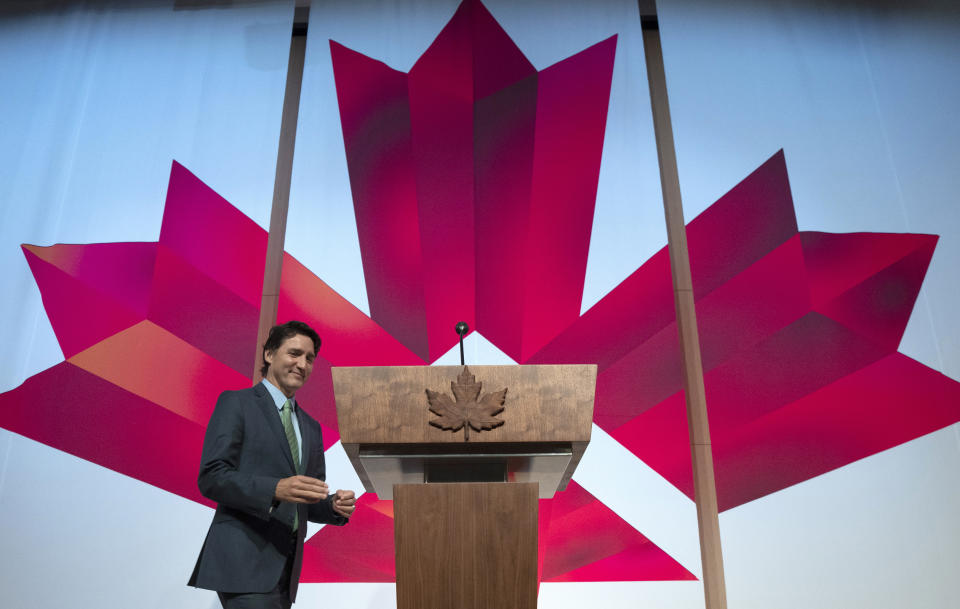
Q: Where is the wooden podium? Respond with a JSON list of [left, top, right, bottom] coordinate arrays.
[[333, 364, 596, 609]]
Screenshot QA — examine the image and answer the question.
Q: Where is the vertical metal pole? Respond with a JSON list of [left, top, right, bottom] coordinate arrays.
[[638, 3, 728, 608], [253, 5, 310, 383]]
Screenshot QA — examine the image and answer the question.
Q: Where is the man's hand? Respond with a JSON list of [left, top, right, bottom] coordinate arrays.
[[331, 489, 357, 518], [274, 475, 329, 504]]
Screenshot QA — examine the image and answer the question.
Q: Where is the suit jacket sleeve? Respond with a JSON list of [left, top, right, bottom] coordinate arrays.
[[197, 390, 279, 520], [307, 495, 348, 525]]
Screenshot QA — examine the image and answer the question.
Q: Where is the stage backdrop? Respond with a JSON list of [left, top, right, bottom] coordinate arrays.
[[1, 1, 958, 608]]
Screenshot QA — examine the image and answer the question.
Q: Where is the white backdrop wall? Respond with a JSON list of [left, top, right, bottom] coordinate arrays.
[[654, 2, 960, 607], [0, 2, 294, 608], [1, 1, 958, 608]]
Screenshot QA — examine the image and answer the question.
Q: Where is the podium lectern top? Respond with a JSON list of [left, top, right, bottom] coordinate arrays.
[[333, 364, 596, 499]]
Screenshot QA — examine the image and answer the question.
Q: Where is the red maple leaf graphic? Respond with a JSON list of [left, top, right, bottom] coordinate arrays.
[[2, 0, 958, 586]]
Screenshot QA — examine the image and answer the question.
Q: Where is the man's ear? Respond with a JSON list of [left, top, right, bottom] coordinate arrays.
[[264, 349, 275, 367]]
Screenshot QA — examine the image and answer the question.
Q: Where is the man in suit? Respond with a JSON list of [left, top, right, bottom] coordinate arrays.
[[189, 320, 356, 608]]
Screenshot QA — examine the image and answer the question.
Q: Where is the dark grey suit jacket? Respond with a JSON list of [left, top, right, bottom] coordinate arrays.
[[188, 383, 347, 601]]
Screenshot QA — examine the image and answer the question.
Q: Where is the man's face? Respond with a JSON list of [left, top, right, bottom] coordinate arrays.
[[264, 333, 316, 397]]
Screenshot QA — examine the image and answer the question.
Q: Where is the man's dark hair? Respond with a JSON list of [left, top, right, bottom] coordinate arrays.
[[260, 320, 321, 376]]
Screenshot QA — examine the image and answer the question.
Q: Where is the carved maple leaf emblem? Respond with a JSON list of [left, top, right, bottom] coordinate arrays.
[[426, 366, 507, 441]]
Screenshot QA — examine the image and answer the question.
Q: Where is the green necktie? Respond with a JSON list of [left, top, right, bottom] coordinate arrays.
[[281, 399, 301, 530]]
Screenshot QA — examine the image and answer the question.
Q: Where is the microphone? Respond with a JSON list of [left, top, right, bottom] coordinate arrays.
[[455, 322, 469, 365]]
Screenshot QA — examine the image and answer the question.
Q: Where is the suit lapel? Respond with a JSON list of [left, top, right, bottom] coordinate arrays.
[[294, 400, 309, 474], [253, 383, 297, 473]]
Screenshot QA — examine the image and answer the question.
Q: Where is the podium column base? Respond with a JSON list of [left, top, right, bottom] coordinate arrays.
[[394, 482, 538, 609]]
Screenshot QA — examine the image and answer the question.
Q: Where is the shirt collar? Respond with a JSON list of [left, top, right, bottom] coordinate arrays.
[[261, 379, 296, 411]]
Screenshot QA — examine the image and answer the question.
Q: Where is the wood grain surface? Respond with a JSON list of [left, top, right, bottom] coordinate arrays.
[[334, 364, 596, 445], [394, 482, 538, 609]]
